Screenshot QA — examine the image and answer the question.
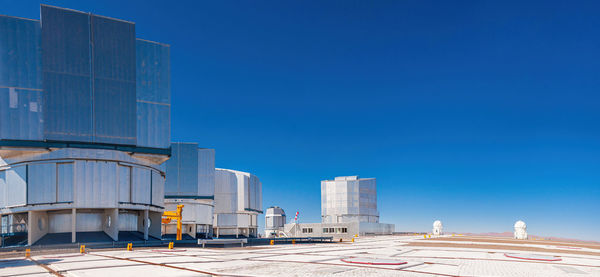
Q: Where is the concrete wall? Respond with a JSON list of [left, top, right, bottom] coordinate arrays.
[[28, 210, 48, 245], [103, 208, 118, 241]]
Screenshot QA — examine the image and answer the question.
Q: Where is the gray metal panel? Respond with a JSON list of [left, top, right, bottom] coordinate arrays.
[[0, 16, 43, 141], [75, 160, 117, 208], [57, 162, 73, 202], [136, 39, 170, 149], [27, 163, 56, 204], [41, 5, 93, 142], [164, 144, 180, 195], [0, 88, 44, 140], [131, 166, 151, 204], [0, 16, 42, 89], [118, 165, 131, 202], [5, 166, 27, 206], [0, 170, 5, 207], [136, 101, 170, 149], [76, 212, 102, 232], [135, 39, 170, 103], [164, 143, 198, 196], [198, 148, 215, 197], [151, 170, 164, 206], [48, 212, 71, 233], [91, 15, 136, 145]]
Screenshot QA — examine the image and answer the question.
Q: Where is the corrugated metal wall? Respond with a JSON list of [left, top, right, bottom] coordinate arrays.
[[0, 16, 43, 141], [136, 39, 170, 149], [197, 148, 215, 197], [91, 15, 136, 145], [41, 5, 93, 142]]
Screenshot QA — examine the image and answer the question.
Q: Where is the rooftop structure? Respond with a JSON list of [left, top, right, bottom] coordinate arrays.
[[214, 168, 262, 238], [0, 5, 170, 245], [321, 176, 378, 224], [264, 206, 286, 238], [285, 176, 394, 239], [163, 143, 215, 239]]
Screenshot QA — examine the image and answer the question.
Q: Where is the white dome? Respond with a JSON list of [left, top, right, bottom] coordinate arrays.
[[514, 220, 526, 228], [433, 220, 443, 228]]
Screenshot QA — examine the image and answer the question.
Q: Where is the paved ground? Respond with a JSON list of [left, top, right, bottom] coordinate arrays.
[[1, 235, 600, 276]]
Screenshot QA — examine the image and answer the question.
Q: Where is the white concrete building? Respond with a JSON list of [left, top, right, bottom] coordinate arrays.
[[285, 176, 394, 239], [213, 169, 262, 238], [514, 220, 527, 240], [433, 220, 443, 235], [264, 206, 286, 238], [163, 144, 215, 239]]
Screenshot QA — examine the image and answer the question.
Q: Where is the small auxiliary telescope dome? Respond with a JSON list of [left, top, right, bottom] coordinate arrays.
[[514, 220, 527, 240], [432, 220, 443, 235]]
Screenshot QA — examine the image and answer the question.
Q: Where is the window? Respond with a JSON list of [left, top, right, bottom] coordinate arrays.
[[342, 228, 348, 233], [302, 228, 313, 233], [323, 228, 329, 233]]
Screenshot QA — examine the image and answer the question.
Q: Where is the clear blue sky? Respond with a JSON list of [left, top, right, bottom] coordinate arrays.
[[3, 0, 599, 241]]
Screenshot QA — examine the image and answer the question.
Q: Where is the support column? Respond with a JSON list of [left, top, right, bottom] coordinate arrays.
[[143, 209, 149, 240], [28, 210, 48, 246], [103, 208, 119, 241], [72, 209, 76, 243]]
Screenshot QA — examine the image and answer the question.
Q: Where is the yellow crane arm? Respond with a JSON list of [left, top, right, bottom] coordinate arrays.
[[162, 204, 184, 240]]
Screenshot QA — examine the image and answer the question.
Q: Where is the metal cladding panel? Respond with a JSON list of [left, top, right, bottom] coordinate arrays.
[[131, 166, 151, 205], [4, 166, 27, 207], [48, 212, 71, 233], [57, 162, 74, 202], [75, 160, 118, 208], [135, 39, 170, 103], [214, 170, 237, 213], [178, 143, 198, 196], [0, 87, 44, 140], [151, 170, 164, 206], [0, 170, 5, 207], [237, 174, 248, 211], [76, 212, 102, 232], [136, 39, 170, 149], [27, 163, 56, 204], [119, 212, 138, 231], [0, 16, 43, 141], [41, 5, 93, 142], [118, 165, 131, 202], [164, 144, 180, 195], [198, 148, 215, 197], [91, 15, 136, 145], [136, 101, 170, 149], [0, 16, 42, 89]]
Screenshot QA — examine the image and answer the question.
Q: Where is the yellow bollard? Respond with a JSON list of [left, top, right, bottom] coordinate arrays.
[[168, 242, 174, 249], [80, 245, 86, 254], [270, 240, 274, 245], [354, 234, 358, 238], [428, 234, 431, 238], [424, 234, 427, 239], [351, 238, 354, 243], [127, 243, 133, 251], [292, 239, 296, 244], [25, 249, 31, 258]]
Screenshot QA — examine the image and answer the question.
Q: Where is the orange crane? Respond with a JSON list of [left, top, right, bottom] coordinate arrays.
[[162, 204, 184, 240]]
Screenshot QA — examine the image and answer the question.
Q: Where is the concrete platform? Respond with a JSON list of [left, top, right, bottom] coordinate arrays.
[[2, 235, 600, 276]]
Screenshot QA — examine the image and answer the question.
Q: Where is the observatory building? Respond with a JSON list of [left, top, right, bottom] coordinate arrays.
[[264, 206, 286, 238], [284, 176, 394, 239], [214, 169, 262, 238], [163, 143, 214, 239], [0, 5, 170, 245], [514, 220, 527, 240], [433, 220, 443, 235]]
